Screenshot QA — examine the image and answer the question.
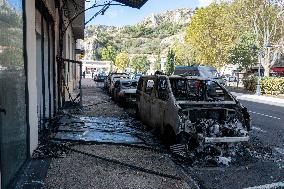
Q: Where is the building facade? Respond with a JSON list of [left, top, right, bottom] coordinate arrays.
[[82, 60, 112, 78], [0, 0, 84, 188]]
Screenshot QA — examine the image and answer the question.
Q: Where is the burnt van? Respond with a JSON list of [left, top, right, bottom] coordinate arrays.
[[136, 75, 251, 147]]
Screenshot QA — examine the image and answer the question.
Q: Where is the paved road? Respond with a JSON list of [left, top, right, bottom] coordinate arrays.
[[185, 99, 284, 189], [240, 100, 284, 150]]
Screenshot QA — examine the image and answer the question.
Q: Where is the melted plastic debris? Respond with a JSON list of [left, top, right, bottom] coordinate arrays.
[[170, 118, 251, 166], [194, 118, 248, 139], [218, 156, 232, 166]]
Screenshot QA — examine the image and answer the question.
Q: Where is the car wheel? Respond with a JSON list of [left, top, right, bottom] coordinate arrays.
[[177, 132, 199, 150], [135, 105, 140, 119], [162, 125, 176, 147]]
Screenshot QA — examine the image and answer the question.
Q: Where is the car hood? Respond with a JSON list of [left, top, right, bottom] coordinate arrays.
[[120, 88, 137, 94]]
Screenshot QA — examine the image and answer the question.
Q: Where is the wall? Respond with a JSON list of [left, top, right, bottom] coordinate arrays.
[[26, 0, 38, 155], [25, 0, 83, 155]]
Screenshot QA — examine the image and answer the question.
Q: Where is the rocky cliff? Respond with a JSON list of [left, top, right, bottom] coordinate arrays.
[[83, 8, 193, 60]]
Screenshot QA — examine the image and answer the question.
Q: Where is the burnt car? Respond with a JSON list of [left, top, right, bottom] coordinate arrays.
[[108, 73, 130, 95], [136, 75, 251, 147], [113, 79, 138, 105], [94, 72, 107, 82], [174, 66, 225, 85], [104, 73, 129, 92]]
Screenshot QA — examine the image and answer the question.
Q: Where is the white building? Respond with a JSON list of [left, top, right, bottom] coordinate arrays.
[[82, 60, 112, 78], [0, 0, 149, 188], [0, 0, 84, 188]]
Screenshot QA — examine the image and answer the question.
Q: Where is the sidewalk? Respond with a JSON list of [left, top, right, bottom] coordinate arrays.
[[16, 79, 193, 189], [231, 91, 284, 107]]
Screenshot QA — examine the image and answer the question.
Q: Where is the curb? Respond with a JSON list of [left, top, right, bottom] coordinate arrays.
[[231, 92, 284, 107]]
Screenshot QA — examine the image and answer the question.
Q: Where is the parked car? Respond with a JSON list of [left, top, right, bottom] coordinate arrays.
[[94, 72, 107, 82], [113, 79, 138, 105], [132, 73, 143, 80], [108, 73, 130, 95], [174, 66, 225, 85], [104, 72, 128, 91], [136, 75, 251, 147], [222, 74, 237, 83]]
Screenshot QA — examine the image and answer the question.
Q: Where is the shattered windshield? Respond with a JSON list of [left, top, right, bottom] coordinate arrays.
[[113, 76, 129, 82], [121, 80, 138, 89], [170, 78, 233, 102]]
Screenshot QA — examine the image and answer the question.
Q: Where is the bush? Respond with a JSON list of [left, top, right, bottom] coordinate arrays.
[[243, 75, 257, 92], [243, 76, 284, 95], [261, 77, 284, 95]]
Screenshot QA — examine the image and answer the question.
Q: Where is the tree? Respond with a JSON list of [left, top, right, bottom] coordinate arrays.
[[101, 45, 117, 71], [165, 48, 175, 75], [154, 54, 161, 72], [101, 45, 117, 63], [115, 52, 130, 71], [233, 0, 284, 76], [172, 42, 196, 66], [0, 2, 24, 70], [229, 32, 259, 70], [185, 3, 241, 69], [131, 55, 150, 74]]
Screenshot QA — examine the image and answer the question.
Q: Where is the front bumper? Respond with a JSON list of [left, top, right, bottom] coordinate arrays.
[[204, 136, 249, 143]]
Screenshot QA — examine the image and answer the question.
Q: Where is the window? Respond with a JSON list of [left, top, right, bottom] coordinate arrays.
[[145, 79, 154, 95], [0, 1, 27, 188], [170, 78, 234, 102], [157, 78, 169, 101]]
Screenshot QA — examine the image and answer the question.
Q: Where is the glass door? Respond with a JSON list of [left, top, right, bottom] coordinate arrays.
[[0, 1, 27, 188]]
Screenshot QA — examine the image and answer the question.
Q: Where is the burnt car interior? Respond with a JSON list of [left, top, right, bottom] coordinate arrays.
[[145, 79, 155, 95], [121, 80, 138, 89], [170, 78, 233, 102], [157, 78, 170, 101]]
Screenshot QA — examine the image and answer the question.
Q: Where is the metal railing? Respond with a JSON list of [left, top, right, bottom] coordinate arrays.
[[57, 56, 82, 107]]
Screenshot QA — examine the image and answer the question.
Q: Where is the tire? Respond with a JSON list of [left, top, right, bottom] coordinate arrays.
[[135, 105, 140, 119], [162, 125, 176, 146], [177, 132, 199, 150]]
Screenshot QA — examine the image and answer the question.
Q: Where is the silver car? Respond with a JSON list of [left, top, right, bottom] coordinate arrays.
[[113, 79, 138, 104]]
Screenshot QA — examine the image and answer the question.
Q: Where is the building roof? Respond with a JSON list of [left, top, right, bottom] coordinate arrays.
[[113, 0, 148, 9]]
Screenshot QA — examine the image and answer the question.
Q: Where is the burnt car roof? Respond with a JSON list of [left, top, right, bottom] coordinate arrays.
[[109, 72, 129, 76], [120, 79, 137, 83], [169, 75, 211, 80], [140, 75, 211, 81]]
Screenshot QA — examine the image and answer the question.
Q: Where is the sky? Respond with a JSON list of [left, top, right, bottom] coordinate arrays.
[[85, 0, 215, 27], [5, 0, 22, 11]]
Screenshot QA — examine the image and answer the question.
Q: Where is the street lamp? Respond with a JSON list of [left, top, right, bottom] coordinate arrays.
[[255, 51, 263, 96], [252, 45, 262, 96]]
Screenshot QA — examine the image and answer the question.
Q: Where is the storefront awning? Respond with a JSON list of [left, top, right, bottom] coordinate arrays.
[[113, 0, 148, 9], [271, 67, 284, 73]]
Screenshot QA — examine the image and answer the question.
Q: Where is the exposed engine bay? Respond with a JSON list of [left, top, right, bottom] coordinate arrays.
[[179, 107, 249, 145]]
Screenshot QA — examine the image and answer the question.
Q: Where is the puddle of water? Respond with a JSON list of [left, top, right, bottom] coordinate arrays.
[[54, 116, 145, 144]]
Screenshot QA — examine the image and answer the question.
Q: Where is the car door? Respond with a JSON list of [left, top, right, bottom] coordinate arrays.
[[139, 78, 155, 126], [151, 77, 169, 129]]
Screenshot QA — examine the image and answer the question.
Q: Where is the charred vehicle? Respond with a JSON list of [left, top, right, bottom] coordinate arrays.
[[104, 73, 129, 94], [113, 79, 138, 105], [94, 72, 107, 82], [136, 75, 251, 147]]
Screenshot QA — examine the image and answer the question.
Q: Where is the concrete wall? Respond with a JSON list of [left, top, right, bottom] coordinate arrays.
[[25, 0, 84, 155], [26, 0, 38, 155]]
